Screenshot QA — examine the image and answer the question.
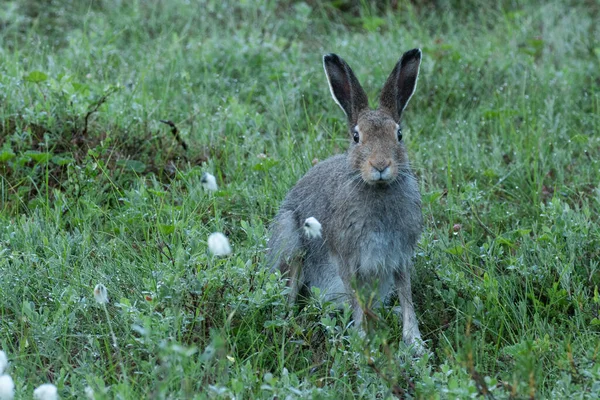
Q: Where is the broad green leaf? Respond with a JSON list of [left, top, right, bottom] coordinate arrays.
[[252, 158, 279, 172], [496, 236, 516, 248], [24, 71, 48, 83], [51, 155, 75, 166], [158, 224, 175, 234], [118, 297, 132, 308], [264, 319, 287, 328], [72, 82, 90, 95], [0, 148, 16, 162], [117, 159, 146, 173], [25, 150, 51, 163], [423, 190, 444, 204], [445, 245, 464, 256], [483, 169, 498, 179], [362, 16, 385, 32], [482, 109, 518, 119], [570, 134, 588, 144]]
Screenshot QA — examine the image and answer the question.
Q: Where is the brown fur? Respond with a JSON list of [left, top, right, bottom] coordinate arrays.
[[350, 110, 409, 184]]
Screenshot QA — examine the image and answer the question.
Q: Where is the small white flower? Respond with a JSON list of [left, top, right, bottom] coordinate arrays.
[[207, 232, 231, 256], [0, 375, 14, 400], [201, 172, 218, 192], [0, 351, 7, 375], [303, 217, 322, 239], [33, 383, 58, 400], [93, 284, 109, 304]]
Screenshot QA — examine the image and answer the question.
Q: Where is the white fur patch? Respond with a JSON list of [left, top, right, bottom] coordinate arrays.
[[354, 124, 362, 141], [303, 217, 322, 239]]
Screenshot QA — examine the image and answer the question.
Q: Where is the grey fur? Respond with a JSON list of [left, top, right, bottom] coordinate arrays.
[[266, 49, 425, 352]]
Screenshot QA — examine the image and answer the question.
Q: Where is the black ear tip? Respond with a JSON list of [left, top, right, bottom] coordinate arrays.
[[323, 53, 340, 64], [407, 48, 422, 58], [401, 48, 422, 66]]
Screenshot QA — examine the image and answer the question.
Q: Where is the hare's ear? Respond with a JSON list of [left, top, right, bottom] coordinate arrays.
[[379, 48, 422, 121], [323, 54, 369, 124]]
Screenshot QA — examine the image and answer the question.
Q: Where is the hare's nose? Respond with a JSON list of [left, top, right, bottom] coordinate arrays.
[[370, 161, 391, 173], [369, 160, 393, 181]]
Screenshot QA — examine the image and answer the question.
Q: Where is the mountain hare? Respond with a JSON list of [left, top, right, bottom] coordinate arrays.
[[267, 49, 424, 351]]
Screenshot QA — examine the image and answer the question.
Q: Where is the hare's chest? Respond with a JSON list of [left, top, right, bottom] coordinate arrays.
[[329, 185, 421, 274], [333, 212, 413, 275], [357, 222, 407, 275]]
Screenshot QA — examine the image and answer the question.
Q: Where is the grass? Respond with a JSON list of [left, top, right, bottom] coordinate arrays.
[[1, 0, 599, 398]]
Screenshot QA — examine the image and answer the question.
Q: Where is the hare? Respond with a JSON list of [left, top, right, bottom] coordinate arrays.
[[266, 49, 424, 351]]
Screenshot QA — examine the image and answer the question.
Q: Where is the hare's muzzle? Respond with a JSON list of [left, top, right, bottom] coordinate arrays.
[[367, 160, 393, 183]]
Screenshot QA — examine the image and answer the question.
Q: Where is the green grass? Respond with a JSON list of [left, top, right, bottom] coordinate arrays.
[[1, 0, 599, 398]]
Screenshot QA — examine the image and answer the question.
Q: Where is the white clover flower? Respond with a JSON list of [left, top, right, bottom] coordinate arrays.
[[207, 232, 231, 256], [33, 383, 58, 400], [0, 351, 7, 375], [303, 217, 322, 239], [0, 375, 14, 400], [201, 172, 218, 192], [93, 284, 109, 304]]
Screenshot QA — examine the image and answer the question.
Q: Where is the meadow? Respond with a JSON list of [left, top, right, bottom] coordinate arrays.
[[0, 0, 599, 398]]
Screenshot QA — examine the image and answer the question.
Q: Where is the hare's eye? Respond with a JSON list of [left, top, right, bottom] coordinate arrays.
[[397, 127, 403, 142], [353, 129, 360, 143]]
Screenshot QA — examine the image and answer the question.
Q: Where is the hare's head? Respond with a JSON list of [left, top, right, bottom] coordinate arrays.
[[323, 49, 421, 185]]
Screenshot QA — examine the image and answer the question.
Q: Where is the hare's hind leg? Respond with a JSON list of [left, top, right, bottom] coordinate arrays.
[[394, 268, 424, 354], [283, 256, 304, 304], [266, 210, 304, 303]]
